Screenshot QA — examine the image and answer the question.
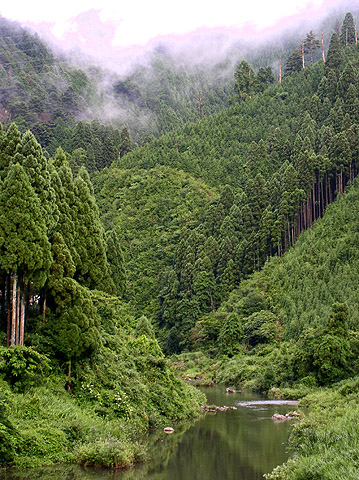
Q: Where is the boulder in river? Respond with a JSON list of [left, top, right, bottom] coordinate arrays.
[[226, 388, 236, 394], [272, 411, 301, 422], [164, 427, 175, 433]]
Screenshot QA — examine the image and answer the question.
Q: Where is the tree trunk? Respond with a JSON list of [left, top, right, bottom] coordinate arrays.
[[302, 39, 305, 70], [287, 219, 291, 248], [174, 135, 179, 153], [310, 191, 313, 227], [11, 273, 17, 346], [42, 297, 46, 335], [25, 281, 31, 325], [209, 288, 215, 312], [300, 204, 304, 234], [329, 176, 333, 204], [16, 279, 21, 345], [6, 274, 11, 348], [19, 276, 25, 346], [0, 281, 4, 327], [325, 173, 329, 208]]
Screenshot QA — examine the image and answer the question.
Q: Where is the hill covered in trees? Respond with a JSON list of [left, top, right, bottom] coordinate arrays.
[[1, 3, 357, 156], [105, 15, 359, 356], [1, 6, 359, 478]]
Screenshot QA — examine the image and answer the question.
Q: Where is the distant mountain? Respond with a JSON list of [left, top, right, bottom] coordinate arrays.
[[1, 3, 358, 156]]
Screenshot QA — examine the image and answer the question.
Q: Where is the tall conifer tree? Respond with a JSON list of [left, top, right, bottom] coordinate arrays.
[[340, 12, 356, 46], [0, 163, 51, 345], [326, 33, 344, 71]]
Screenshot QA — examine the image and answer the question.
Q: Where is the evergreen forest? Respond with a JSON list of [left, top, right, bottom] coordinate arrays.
[[1, 6, 359, 479]]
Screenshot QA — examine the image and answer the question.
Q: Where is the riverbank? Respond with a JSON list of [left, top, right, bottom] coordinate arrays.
[[3, 342, 359, 478], [170, 351, 359, 479], [0, 340, 205, 470], [264, 377, 359, 479], [1, 387, 294, 480], [0, 372, 205, 470]]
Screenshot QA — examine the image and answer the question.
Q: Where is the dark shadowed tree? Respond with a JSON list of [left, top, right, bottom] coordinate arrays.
[[326, 33, 343, 72], [105, 229, 127, 297], [340, 12, 356, 46], [284, 49, 302, 76]]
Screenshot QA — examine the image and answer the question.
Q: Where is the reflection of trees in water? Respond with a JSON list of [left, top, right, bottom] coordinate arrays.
[[121, 406, 290, 480], [168, 411, 291, 480], [121, 418, 198, 479]]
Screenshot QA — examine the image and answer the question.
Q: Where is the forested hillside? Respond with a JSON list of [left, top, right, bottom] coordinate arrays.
[[105, 14, 359, 354], [1, 6, 359, 478], [1, 5, 356, 157], [196, 177, 359, 387], [0, 16, 235, 155]]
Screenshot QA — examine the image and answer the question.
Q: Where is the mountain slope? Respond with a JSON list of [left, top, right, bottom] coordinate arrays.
[[106, 23, 359, 351], [93, 165, 216, 317], [267, 178, 359, 338]]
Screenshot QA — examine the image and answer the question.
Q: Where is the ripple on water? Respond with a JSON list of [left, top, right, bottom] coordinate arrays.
[[237, 400, 299, 407]]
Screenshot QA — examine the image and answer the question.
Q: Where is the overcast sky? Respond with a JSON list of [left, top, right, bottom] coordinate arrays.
[[0, 0, 341, 49]]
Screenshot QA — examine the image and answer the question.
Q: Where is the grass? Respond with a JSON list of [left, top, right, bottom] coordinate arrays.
[[265, 377, 359, 479]]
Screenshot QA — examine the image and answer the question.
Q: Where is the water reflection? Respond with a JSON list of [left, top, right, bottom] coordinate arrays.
[[0, 387, 292, 480]]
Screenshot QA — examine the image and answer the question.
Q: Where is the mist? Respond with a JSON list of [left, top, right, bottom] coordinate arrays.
[[25, 0, 359, 71], [19, 0, 359, 142]]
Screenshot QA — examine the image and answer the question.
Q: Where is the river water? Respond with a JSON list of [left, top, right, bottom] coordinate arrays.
[[0, 386, 294, 480]]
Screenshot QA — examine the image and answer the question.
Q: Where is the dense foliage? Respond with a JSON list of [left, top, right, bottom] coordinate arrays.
[[109, 22, 359, 354], [265, 378, 359, 479], [93, 165, 216, 317], [0, 124, 204, 468], [2, 7, 359, 478]]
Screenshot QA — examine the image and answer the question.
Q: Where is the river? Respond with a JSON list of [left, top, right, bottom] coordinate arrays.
[[0, 386, 295, 480]]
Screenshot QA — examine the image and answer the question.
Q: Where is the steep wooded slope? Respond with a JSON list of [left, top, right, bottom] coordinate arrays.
[[107, 27, 359, 351]]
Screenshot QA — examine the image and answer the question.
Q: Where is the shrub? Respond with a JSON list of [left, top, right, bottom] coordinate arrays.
[[75, 438, 142, 468], [0, 346, 51, 391]]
